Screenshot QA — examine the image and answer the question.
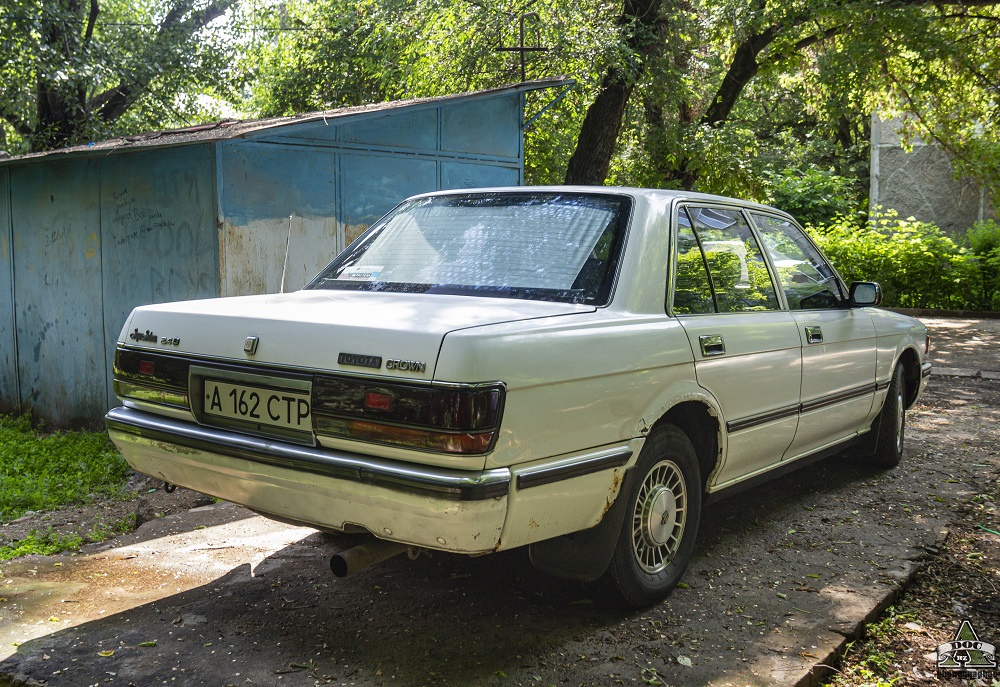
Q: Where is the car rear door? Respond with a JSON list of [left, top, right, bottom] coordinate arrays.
[[671, 205, 802, 489], [750, 213, 877, 459]]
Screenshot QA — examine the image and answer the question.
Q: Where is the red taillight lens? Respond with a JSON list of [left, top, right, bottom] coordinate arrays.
[[338, 420, 495, 454], [364, 391, 393, 411], [139, 360, 156, 376], [312, 376, 504, 454]]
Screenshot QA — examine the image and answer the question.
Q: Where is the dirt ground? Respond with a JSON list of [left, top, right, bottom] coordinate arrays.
[[0, 316, 997, 687]]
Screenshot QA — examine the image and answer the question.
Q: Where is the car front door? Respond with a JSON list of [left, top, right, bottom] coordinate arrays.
[[751, 213, 877, 460], [671, 205, 802, 489]]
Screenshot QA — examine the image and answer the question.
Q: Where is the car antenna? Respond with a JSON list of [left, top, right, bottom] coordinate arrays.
[[280, 214, 292, 293]]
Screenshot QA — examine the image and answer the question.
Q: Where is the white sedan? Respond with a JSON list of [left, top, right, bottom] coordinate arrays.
[[106, 187, 930, 607]]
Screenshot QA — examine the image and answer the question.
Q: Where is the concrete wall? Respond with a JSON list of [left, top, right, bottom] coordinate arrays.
[[870, 115, 997, 235]]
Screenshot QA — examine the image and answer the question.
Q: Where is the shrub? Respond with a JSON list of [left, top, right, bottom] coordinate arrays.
[[766, 167, 861, 229], [965, 220, 1000, 311], [811, 209, 983, 310]]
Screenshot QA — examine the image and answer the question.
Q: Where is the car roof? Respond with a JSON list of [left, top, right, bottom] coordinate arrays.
[[409, 185, 793, 220]]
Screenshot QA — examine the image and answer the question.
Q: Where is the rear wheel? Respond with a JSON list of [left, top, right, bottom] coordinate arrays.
[[871, 364, 906, 468], [603, 423, 702, 608]]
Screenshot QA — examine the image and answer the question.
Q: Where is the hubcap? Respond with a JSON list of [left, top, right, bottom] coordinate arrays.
[[631, 460, 687, 574]]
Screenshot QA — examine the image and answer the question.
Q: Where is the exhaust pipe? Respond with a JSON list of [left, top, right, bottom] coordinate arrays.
[[330, 540, 408, 577]]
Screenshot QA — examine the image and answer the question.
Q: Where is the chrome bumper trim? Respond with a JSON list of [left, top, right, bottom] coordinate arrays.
[[515, 448, 632, 490], [921, 362, 933, 378], [106, 406, 510, 501]]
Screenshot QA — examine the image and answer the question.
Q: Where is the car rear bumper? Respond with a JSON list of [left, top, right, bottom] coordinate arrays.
[[106, 406, 510, 553]]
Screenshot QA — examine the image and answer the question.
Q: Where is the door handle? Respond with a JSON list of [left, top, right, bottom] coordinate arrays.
[[805, 326, 823, 344], [699, 334, 726, 357]]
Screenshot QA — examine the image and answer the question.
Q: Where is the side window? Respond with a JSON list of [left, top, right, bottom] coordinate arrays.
[[687, 207, 780, 312], [752, 214, 844, 310], [672, 210, 716, 314]]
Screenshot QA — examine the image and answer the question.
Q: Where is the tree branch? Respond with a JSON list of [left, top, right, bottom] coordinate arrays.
[[90, 0, 235, 124], [84, 0, 99, 45], [701, 23, 783, 127], [0, 107, 35, 138], [881, 57, 967, 164], [564, 0, 666, 184]]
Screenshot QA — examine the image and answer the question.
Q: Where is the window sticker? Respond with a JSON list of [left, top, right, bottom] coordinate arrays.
[[337, 266, 383, 281]]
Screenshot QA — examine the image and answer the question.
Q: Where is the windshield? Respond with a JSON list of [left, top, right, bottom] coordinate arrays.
[[307, 192, 632, 305]]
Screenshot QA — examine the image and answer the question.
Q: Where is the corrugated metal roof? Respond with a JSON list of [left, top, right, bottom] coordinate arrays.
[[1, 77, 572, 165]]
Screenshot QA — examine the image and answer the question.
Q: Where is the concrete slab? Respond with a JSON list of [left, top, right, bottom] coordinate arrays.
[[933, 367, 979, 377]]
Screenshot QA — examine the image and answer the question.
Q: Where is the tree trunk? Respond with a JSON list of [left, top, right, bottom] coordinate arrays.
[[565, 82, 632, 185], [564, 0, 664, 185], [27, 0, 236, 152], [33, 0, 88, 150]]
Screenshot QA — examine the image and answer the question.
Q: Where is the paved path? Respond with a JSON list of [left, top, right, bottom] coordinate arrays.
[[922, 316, 1000, 379]]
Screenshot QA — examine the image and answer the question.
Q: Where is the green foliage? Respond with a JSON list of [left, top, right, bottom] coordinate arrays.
[[0, 0, 242, 153], [0, 414, 131, 521], [243, 0, 616, 185], [0, 514, 137, 560], [765, 167, 861, 229], [965, 220, 1000, 311], [0, 529, 85, 560], [824, 606, 916, 687], [812, 209, 991, 310]]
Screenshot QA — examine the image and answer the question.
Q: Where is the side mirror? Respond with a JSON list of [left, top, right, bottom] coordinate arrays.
[[849, 281, 882, 307]]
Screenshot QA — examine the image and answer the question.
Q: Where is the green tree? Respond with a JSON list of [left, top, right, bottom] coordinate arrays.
[[0, 0, 240, 153], [245, 0, 1000, 199]]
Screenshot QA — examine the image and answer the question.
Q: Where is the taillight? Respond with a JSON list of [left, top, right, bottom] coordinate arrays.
[[925, 333, 930, 355], [113, 347, 190, 408], [312, 376, 504, 455]]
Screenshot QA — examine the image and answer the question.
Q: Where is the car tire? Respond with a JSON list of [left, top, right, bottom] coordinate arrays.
[[871, 364, 906, 468], [602, 423, 702, 608]]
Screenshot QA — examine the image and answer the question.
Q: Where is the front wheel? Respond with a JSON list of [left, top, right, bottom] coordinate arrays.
[[602, 423, 702, 608], [870, 364, 907, 468]]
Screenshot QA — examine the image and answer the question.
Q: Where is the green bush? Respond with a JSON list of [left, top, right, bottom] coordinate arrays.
[[766, 167, 861, 229], [811, 209, 986, 310], [966, 220, 1000, 310]]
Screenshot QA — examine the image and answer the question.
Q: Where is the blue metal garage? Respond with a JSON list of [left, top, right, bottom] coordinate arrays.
[[0, 78, 571, 424]]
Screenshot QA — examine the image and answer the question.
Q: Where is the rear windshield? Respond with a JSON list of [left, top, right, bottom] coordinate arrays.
[[307, 192, 632, 305]]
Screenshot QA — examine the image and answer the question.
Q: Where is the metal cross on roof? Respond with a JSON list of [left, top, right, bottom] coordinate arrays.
[[497, 8, 548, 83]]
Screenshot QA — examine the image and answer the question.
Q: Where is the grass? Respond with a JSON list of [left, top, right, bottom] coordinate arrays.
[[823, 607, 915, 687], [0, 413, 131, 521], [0, 514, 138, 561]]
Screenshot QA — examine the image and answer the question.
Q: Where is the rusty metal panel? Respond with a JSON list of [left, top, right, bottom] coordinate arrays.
[[0, 167, 15, 413], [441, 161, 519, 189], [218, 142, 338, 296], [441, 95, 520, 159], [10, 159, 105, 424], [100, 146, 219, 407]]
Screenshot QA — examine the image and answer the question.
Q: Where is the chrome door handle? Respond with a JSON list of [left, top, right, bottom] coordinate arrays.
[[805, 326, 823, 344], [699, 334, 726, 357]]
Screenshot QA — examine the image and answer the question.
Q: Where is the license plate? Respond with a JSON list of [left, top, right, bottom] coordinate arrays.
[[203, 379, 311, 431]]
